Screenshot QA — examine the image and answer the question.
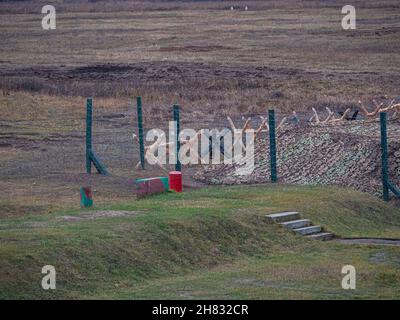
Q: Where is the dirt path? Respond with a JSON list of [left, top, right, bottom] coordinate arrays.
[[336, 238, 400, 246]]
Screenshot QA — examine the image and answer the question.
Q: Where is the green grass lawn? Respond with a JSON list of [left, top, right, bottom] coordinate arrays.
[[1, 184, 400, 299]]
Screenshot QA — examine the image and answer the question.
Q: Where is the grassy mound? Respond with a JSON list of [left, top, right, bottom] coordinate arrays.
[[1, 185, 400, 299]]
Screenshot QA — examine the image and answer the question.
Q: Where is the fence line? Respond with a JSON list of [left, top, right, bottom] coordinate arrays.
[[84, 96, 400, 200]]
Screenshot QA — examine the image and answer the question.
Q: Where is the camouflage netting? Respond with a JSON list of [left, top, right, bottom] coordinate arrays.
[[194, 120, 400, 197]]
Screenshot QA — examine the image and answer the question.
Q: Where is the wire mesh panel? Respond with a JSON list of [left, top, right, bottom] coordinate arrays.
[[83, 96, 400, 197]]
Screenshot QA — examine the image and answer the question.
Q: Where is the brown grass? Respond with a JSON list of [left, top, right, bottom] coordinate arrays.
[[1, 0, 400, 215], [1, 1, 400, 118]]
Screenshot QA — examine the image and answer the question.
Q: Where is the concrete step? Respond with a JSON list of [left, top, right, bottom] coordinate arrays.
[[266, 211, 300, 223], [280, 219, 311, 229], [307, 232, 334, 241], [294, 225, 321, 235]]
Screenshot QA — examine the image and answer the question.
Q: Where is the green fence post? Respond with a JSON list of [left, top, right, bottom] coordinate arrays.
[[269, 109, 277, 183], [86, 97, 93, 174], [173, 104, 181, 172], [137, 96, 145, 169], [380, 112, 389, 201]]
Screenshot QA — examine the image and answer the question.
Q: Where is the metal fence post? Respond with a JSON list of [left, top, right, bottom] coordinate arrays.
[[137, 96, 145, 169], [380, 112, 389, 201], [268, 109, 277, 183], [86, 97, 93, 174], [173, 104, 181, 172]]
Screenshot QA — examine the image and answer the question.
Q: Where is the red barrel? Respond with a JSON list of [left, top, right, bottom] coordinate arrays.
[[169, 171, 182, 192]]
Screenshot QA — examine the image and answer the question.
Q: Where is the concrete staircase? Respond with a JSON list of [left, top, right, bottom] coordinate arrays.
[[266, 212, 334, 241]]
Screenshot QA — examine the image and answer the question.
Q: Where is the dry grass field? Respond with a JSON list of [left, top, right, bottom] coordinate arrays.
[[1, 0, 400, 115], [1, 0, 400, 215]]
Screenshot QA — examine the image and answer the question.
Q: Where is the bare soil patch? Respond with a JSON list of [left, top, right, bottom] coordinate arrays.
[[60, 210, 141, 221]]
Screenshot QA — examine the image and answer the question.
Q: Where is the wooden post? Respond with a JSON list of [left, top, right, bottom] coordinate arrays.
[[269, 109, 277, 183], [80, 186, 93, 208], [137, 96, 145, 169]]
